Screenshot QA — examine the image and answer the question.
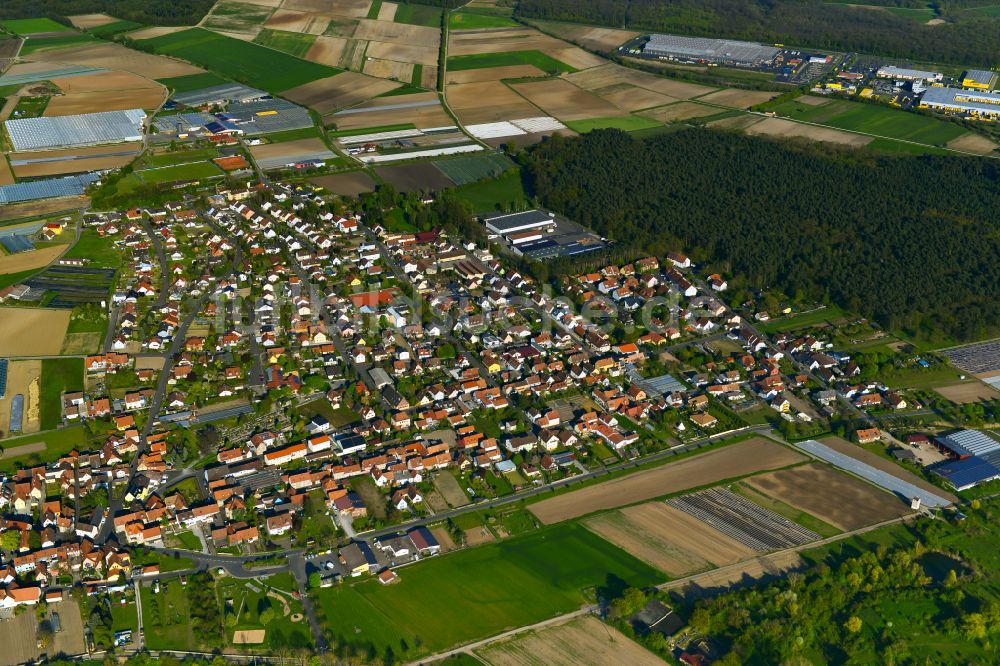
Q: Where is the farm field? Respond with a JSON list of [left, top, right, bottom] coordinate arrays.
[[564, 115, 662, 133], [327, 90, 451, 130], [283, 71, 399, 117], [311, 522, 663, 656], [448, 27, 604, 71], [452, 168, 529, 211], [0, 244, 68, 274], [0, 307, 70, 356], [432, 153, 514, 185], [203, 0, 276, 34], [136, 28, 340, 93], [526, 21, 639, 52], [31, 41, 204, 78], [448, 50, 576, 74], [639, 101, 724, 123], [529, 437, 807, 524], [450, 11, 519, 30], [510, 79, 626, 122], [745, 463, 913, 531], [375, 162, 456, 192], [156, 72, 229, 93], [131, 162, 224, 185], [564, 63, 716, 101], [744, 116, 873, 147], [309, 170, 377, 196], [446, 64, 546, 84], [933, 380, 1000, 403], [19, 34, 100, 56], [13, 154, 136, 178], [475, 615, 663, 666], [0, 18, 70, 35], [0, 360, 41, 436], [393, 3, 442, 27], [253, 28, 317, 57], [584, 501, 754, 577], [448, 80, 542, 125], [39, 357, 83, 430], [0, 426, 86, 472]]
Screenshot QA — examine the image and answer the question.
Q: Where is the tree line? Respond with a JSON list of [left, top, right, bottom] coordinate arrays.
[[516, 0, 1000, 66], [0, 0, 216, 26], [521, 128, 1000, 343]]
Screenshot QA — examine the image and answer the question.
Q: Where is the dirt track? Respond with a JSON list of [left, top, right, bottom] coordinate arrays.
[[529, 438, 806, 524]]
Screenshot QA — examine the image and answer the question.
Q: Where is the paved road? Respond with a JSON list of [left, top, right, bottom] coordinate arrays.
[[139, 218, 170, 311]]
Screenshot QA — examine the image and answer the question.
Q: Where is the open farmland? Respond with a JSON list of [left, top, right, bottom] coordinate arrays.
[[328, 90, 452, 130], [136, 28, 340, 93], [511, 79, 627, 122], [564, 63, 716, 100], [585, 501, 754, 576], [44, 88, 165, 116], [31, 42, 203, 78], [527, 21, 640, 52], [203, 1, 275, 34], [529, 438, 807, 524], [697, 88, 780, 108], [475, 615, 663, 666], [0, 244, 67, 273], [283, 71, 398, 116], [433, 153, 514, 185], [0, 308, 70, 356], [249, 137, 334, 170], [446, 64, 546, 84], [946, 132, 1000, 155], [639, 102, 724, 122], [448, 27, 604, 71], [309, 170, 376, 196], [745, 463, 913, 531], [264, 8, 331, 34], [933, 380, 1000, 403], [311, 522, 662, 656], [303, 35, 348, 66], [0, 360, 41, 436], [375, 162, 455, 192], [448, 81, 542, 125], [253, 28, 318, 57], [67, 13, 119, 29], [745, 116, 874, 147]]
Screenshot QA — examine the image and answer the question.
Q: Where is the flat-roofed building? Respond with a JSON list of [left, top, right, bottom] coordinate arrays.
[[643, 34, 780, 67], [876, 66, 942, 82], [919, 86, 1000, 118], [482, 209, 556, 236], [962, 69, 998, 90]]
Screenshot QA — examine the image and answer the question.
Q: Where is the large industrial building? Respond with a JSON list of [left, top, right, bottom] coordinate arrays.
[[876, 66, 942, 82], [483, 210, 556, 237], [931, 429, 1000, 491], [961, 69, 998, 90], [919, 86, 1000, 119], [5, 108, 146, 152], [642, 34, 780, 67]]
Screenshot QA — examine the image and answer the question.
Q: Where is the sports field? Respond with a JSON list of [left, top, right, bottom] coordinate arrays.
[[138, 28, 340, 93], [311, 522, 662, 655]]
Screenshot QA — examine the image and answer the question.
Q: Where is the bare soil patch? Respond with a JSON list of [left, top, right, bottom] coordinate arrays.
[[287, 0, 370, 17], [709, 114, 763, 131], [0, 309, 70, 356], [51, 71, 161, 93], [353, 19, 439, 48], [463, 525, 495, 546], [0, 244, 68, 273], [134, 356, 166, 371], [48, 599, 86, 657], [14, 154, 135, 177], [10, 142, 142, 161], [265, 9, 331, 34], [67, 14, 119, 29], [249, 137, 331, 163], [364, 40, 438, 66], [378, 2, 398, 21], [510, 78, 625, 121], [429, 526, 457, 552], [304, 36, 348, 66], [745, 463, 910, 531], [375, 162, 455, 192], [593, 83, 677, 111], [446, 64, 546, 84], [310, 171, 376, 196], [61, 331, 102, 355], [476, 615, 662, 666], [531, 21, 639, 52], [697, 88, 779, 108], [934, 381, 1000, 403], [448, 28, 602, 70], [946, 132, 999, 155], [745, 116, 873, 147], [0, 360, 42, 436], [0, 197, 84, 222], [531, 438, 805, 524], [331, 91, 451, 130], [44, 88, 166, 116], [233, 629, 266, 644], [363, 57, 413, 81], [586, 502, 755, 576], [565, 63, 715, 100], [125, 26, 190, 40], [421, 65, 438, 89], [32, 42, 204, 77], [819, 436, 959, 502], [284, 72, 399, 116], [0, 159, 13, 186], [639, 101, 721, 122], [448, 81, 542, 124], [434, 472, 470, 508]]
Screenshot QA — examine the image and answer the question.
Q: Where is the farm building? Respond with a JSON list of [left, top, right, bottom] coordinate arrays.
[[483, 209, 556, 236], [172, 83, 268, 107], [919, 86, 1000, 119], [875, 66, 942, 82], [931, 429, 1000, 491], [642, 34, 780, 67], [961, 69, 998, 90], [5, 109, 146, 151]]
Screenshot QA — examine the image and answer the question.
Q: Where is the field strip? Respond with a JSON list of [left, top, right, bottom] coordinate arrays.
[[409, 512, 916, 666], [751, 111, 999, 158]]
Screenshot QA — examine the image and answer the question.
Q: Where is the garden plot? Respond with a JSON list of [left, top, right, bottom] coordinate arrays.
[[446, 64, 546, 84], [265, 8, 332, 34], [249, 137, 334, 169], [565, 63, 715, 100], [448, 80, 542, 125], [476, 615, 662, 666], [0, 308, 70, 356], [529, 438, 807, 524], [304, 36, 348, 66], [329, 91, 452, 130], [510, 79, 626, 122], [283, 72, 399, 117], [31, 42, 205, 78], [745, 463, 911, 531]]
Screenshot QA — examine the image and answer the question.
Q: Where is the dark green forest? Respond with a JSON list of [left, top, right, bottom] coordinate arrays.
[[516, 0, 1000, 65], [523, 128, 1000, 343], [0, 0, 216, 26]]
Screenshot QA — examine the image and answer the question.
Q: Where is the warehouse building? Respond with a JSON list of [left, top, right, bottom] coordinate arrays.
[[172, 83, 268, 107], [875, 66, 942, 82], [642, 34, 780, 67], [5, 109, 146, 151], [931, 429, 1000, 491], [919, 86, 1000, 119], [961, 69, 998, 90], [482, 209, 556, 236]]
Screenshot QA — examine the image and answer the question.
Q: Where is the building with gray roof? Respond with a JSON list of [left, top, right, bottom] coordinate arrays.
[[643, 34, 780, 66], [5, 109, 145, 151], [919, 86, 1000, 118]]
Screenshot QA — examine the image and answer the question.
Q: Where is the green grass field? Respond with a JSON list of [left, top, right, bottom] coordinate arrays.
[[393, 4, 443, 27], [447, 50, 576, 74], [452, 168, 529, 212], [449, 11, 520, 30], [217, 578, 312, 649], [0, 18, 69, 35], [432, 153, 515, 185], [39, 358, 84, 430], [139, 28, 340, 93], [156, 72, 231, 93], [767, 97, 967, 147], [253, 28, 317, 58], [565, 115, 663, 133], [312, 522, 662, 656], [758, 305, 846, 333], [134, 161, 224, 184], [0, 426, 87, 473], [63, 229, 122, 268], [141, 147, 220, 168], [141, 580, 197, 650], [20, 33, 98, 55], [88, 20, 144, 36]]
